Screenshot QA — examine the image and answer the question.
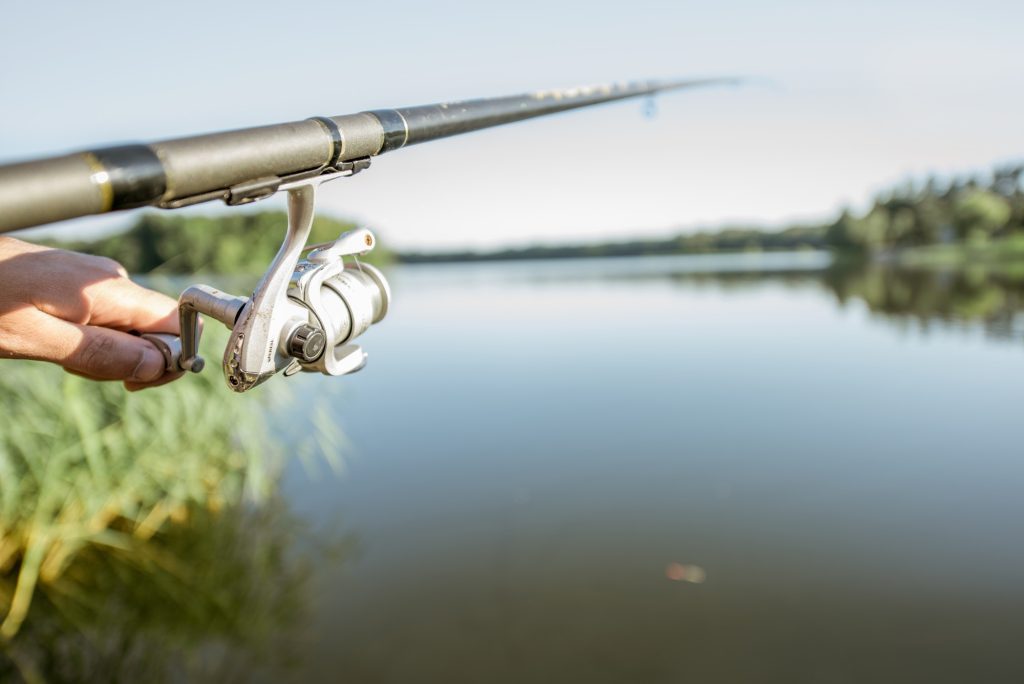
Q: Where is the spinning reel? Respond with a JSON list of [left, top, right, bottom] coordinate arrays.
[[142, 171, 390, 393]]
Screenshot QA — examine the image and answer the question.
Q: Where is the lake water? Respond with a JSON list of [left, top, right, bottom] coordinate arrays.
[[6, 252, 1024, 682], [268, 253, 1024, 682]]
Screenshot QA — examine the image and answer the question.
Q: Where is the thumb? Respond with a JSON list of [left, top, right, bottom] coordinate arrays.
[[32, 313, 168, 382]]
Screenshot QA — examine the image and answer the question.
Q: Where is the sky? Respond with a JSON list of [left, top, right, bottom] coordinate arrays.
[[2, 0, 1022, 251]]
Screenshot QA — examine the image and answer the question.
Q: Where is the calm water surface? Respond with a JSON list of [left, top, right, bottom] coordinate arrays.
[[263, 253, 1024, 682]]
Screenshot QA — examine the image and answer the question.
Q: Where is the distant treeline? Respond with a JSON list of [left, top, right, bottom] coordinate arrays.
[[400, 225, 827, 263], [52, 162, 1024, 271], [403, 162, 1024, 263]]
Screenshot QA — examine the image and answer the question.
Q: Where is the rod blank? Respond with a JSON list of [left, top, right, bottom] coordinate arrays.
[[0, 78, 737, 234]]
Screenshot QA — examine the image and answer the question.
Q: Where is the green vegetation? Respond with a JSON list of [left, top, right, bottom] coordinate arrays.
[[823, 164, 1024, 253], [0, 318, 350, 684], [0, 327, 285, 639], [55, 211, 393, 274]]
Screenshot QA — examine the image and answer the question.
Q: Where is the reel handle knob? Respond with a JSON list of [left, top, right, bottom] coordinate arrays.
[[287, 324, 327, 362]]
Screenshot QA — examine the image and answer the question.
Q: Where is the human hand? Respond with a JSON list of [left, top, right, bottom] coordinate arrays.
[[0, 237, 182, 391]]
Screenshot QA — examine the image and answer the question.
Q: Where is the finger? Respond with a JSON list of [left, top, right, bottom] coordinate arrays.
[[64, 368, 108, 381], [84, 277, 180, 334], [61, 331, 187, 390], [65, 367, 181, 389], [125, 370, 186, 392], [27, 313, 169, 383]]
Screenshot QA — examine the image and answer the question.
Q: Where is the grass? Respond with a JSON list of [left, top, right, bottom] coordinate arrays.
[[0, 328, 290, 641]]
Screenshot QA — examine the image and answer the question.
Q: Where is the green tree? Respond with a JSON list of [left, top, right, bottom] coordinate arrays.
[[824, 210, 864, 251], [953, 190, 1012, 241]]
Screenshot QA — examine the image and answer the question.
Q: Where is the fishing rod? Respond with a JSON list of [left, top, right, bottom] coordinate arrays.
[[0, 77, 737, 391]]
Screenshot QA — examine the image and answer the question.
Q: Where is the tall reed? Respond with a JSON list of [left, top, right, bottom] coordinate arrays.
[[0, 329, 286, 639]]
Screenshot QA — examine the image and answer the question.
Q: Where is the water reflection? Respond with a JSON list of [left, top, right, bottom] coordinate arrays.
[[823, 260, 1024, 342], [435, 252, 1024, 343], [296, 254, 1024, 682], [665, 258, 1024, 343]]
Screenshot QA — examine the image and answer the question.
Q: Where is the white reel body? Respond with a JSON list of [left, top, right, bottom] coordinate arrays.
[[154, 172, 391, 393]]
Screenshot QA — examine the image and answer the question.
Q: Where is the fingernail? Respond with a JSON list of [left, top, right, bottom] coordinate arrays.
[[132, 346, 165, 382]]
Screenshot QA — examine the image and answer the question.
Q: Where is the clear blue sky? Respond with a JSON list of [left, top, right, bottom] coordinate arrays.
[[2, 0, 1022, 250]]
